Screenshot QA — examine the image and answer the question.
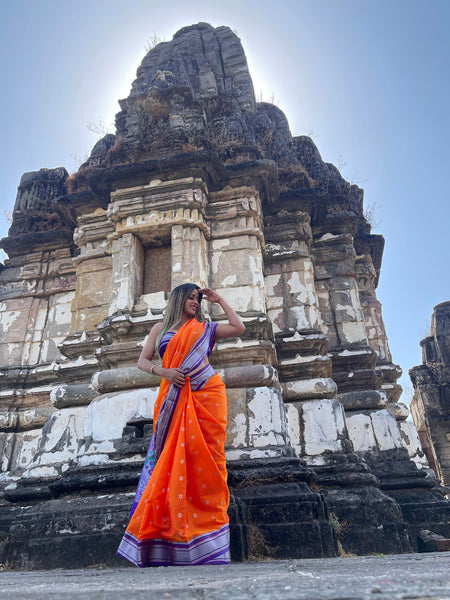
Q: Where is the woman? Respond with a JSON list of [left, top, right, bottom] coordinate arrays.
[[117, 284, 245, 566]]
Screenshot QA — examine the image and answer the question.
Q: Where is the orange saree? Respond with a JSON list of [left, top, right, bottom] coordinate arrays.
[[117, 319, 230, 566]]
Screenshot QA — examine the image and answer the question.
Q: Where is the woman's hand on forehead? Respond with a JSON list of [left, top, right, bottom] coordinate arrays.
[[198, 288, 221, 303]]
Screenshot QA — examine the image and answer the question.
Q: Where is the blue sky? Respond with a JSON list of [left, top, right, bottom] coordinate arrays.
[[1, 0, 449, 402]]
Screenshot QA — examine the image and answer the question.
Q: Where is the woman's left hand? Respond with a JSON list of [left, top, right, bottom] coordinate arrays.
[[199, 287, 245, 339], [198, 287, 222, 303]]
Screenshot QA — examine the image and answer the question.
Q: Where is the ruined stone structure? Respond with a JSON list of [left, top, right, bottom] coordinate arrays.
[[410, 302, 450, 487], [1, 23, 449, 569]]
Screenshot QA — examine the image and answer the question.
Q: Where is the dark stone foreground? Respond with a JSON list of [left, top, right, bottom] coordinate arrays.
[[1, 553, 449, 600]]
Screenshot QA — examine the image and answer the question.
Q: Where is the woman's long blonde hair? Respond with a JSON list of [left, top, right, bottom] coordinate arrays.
[[156, 283, 203, 349]]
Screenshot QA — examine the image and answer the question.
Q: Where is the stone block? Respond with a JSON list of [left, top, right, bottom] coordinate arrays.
[[71, 305, 109, 334], [29, 407, 87, 469], [282, 378, 337, 401], [226, 447, 289, 461], [336, 320, 368, 345], [0, 295, 34, 312], [370, 409, 404, 451], [346, 413, 377, 452], [84, 388, 159, 442], [0, 429, 43, 475], [21, 465, 60, 480], [264, 261, 282, 276], [92, 367, 157, 394], [334, 307, 364, 324], [266, 294, 284, 310], [211, 247, 264, 288], [291, 304, 317, 330], [0, 432, 14, 471], [276, 330, 328, 356], [222, 364, 279, 390], [300, 399, 347, 455], [264, 273, 283, 297], [314, 258, 356, 280], [0, 412, 18, 431], [210, 285, 266, 314], [76, 256, 112, 274], [226, 388, 248, 448], [387, 402, 409, 421], [267, 307, 284, 334], [140, 291, 167, 313], [51, 356, 98, 381], [0, 342, 23, 365], [286, 270, 317, 305], [51, 385, 96, 409], [39, 337, 67, 363], [279, 354, 331, 381], [21, 340, 43, 365], [338, 390, 389, 411], [15, 430, 43, 471], [399, 421, 429, 469], [18, 408, 55, 431], [43, 292, 74, 339], [0, 305, 30, 344], [75, 269, 112, 309], [417, 529, 449, 553], [247, 387, 288, 449]]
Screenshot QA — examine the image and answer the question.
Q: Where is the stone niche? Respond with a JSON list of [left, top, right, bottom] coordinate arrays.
[[0, 22, 448, 569]]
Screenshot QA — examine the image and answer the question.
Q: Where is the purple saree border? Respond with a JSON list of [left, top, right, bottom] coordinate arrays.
[[117, 524, 231, 567]]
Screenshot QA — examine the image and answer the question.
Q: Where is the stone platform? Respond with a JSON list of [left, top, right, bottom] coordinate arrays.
[[1, 553, 449, 600]]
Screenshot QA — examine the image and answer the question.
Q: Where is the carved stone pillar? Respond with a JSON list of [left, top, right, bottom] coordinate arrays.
[[208, 186, 266, 315], [171, 224, 209, 289], [109, 233, 143, 315]]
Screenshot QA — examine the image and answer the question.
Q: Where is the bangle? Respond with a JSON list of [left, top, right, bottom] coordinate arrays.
[[150, 365, 156, 375], [224, 307, 233, 314]]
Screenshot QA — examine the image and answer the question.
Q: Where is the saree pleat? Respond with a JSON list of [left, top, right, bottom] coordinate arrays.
[[117, 319, 230, 566]]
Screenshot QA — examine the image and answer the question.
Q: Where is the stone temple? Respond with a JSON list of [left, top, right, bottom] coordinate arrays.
[[410, 302, 450, 489], [0, 23, 449, 568]]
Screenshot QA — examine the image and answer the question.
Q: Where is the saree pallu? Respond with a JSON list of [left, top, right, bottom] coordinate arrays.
[[117, 319, 230, 566]]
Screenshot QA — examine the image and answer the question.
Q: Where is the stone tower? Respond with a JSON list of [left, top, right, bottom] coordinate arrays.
[[1, 23, 448, 569], [410, 301, 450, 487]]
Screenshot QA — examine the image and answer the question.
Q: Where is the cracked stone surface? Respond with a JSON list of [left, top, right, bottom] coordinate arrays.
[[1, 553, 449, 600]]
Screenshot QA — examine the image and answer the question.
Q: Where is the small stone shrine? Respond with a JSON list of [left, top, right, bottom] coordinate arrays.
[[1, 23, 449, 569], [410, 302, 450, 487]]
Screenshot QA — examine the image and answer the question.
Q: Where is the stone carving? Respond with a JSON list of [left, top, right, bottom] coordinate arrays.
[[2, 168, 72, 260], [0, 23, 448, 569]]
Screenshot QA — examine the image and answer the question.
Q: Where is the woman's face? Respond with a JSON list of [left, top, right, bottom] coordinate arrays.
[[182, 289, 200, 318]]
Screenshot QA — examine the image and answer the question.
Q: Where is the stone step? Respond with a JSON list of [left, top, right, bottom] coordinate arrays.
[[278, 354, 332, 380]]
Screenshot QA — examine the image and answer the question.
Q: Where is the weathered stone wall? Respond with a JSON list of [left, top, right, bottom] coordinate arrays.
[[0, 22, 447, 569]]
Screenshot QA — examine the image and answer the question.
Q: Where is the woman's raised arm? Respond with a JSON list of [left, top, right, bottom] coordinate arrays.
[[198, 287, 245, 340]]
